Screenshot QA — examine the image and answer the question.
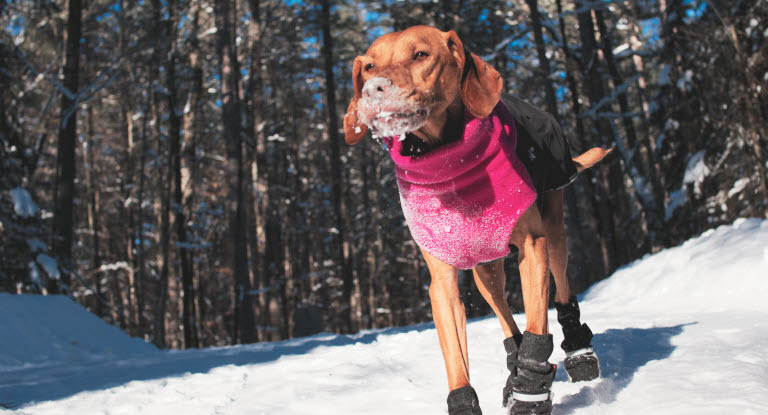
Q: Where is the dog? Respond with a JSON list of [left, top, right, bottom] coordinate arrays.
[[343, 26, 609, 415]]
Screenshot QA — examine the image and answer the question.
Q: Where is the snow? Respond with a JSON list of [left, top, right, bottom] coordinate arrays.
[[8, 187, 40, 218], [666, 150, 711, 220], [27, 262, 41, 289], [25, 239, 46, 253], [676, 69, 694, 92], [95, 261, 131, 272], [665, 187, 687, 221], [657, 64, 672, 86], [35, 254, 59, 281], [0, 294, 156, 370], [2, 219, 768, 414], [683, 150, 709, 196], [174, 242, 212, 250], [727, 177, 750, 198]]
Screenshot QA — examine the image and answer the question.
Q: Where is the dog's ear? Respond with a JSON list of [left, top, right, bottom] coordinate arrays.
[[446, 30, 503, 119], [343, 56, 368, 145]]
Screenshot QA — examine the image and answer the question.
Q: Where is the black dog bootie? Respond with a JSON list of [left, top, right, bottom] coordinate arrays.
[[504, 331, 556, 415], [555, 296, 600, 382], [447, 385, 482, 415], [501, 333, 523, 406]]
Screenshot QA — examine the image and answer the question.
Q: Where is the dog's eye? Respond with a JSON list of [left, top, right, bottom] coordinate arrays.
[[414, 51, 429, 60], [364, 63, 374, 71]]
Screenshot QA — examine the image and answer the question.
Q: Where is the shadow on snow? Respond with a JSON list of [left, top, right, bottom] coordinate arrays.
[[0, 322, 436, 409], [554, 323, 692, 413]]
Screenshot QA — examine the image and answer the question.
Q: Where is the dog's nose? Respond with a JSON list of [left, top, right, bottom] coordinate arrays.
[[363, 77, 394, 98]]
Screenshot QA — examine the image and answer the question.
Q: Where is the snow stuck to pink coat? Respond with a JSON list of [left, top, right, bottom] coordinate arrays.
[[385, 101, 537, 269]]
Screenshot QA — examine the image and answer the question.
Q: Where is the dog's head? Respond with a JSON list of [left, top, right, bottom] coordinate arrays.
[[343, 26, 503, 146]]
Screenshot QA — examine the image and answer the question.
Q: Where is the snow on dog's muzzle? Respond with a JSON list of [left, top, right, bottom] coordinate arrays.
[[357, 77, 429, 139]]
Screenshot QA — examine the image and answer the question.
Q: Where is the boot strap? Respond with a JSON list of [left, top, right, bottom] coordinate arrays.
[[511, 391, 552, 402]]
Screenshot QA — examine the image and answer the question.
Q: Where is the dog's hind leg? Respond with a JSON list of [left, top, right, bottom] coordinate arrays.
[[541, 190, 600, 382], [506, 208, 557, 414], [511, 207, 550, 337], [540, 190, 572, 304]]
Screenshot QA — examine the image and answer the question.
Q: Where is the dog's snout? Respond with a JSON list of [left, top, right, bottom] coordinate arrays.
[[363, 77, 394, 98]]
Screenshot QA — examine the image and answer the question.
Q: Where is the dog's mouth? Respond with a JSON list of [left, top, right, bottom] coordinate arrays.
[[362, 104, 456, 157], [367, 108, 429, 139], [357, 86, 430, 139], [360, 106, 429, 139], [374, 110, 426, 122]]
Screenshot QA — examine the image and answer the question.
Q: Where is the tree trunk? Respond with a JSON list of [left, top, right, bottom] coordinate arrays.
[[319, 0, 353, 334], [216, 0, 257, 344], [525, 0, 558, 117], [173, 66, 197, 349], [555, 0, 585, 149], [121, 102, 138, 331], [114, 0, 138, 332], [184, 0, 205, 346], [85, 104, 102, 316], [159, 0, 198, 350], [245, 0, 266, 342], [575, 1, 624, 271], [150, 0, 172, 349], [625, 1, 652, 137], [594, 9, 664, 243], [53, 0, 82, 293], [626, 1, 667, 236], [156, 92, 171, 348], [134, 80, 151, 338]]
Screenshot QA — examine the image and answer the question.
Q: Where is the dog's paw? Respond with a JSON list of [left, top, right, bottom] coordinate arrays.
[[447, 385, 483, 415], [506, 394, 552, 415], [564, 348, 600, 382]]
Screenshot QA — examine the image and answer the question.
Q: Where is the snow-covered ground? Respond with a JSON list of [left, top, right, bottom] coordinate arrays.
[[2, 218, 767, 414]]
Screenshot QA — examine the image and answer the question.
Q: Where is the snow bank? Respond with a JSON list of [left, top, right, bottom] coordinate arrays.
[[0, 294, 156, 370], [583, 218, 768, 312]]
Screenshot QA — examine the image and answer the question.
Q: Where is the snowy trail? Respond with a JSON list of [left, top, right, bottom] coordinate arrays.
[[2, 219, 768, 414]]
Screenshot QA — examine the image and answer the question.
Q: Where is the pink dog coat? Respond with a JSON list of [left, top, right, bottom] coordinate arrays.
[[385, 101, 537, 269]]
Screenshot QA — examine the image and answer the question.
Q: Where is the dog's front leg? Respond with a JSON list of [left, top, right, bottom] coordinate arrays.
[[421, 248, 470, 391]]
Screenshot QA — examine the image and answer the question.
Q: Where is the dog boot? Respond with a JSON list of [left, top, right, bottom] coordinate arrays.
[[447, 385, 482, 415], [501, 333, 523, 406], [505, 331, 556, 415], [555, 296, 600, 382]]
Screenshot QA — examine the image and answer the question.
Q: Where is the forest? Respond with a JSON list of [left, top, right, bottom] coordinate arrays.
[[1, 0, 766, 350]]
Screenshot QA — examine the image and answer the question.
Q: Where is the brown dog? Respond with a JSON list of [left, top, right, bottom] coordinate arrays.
[[343, 26, 609, 415]]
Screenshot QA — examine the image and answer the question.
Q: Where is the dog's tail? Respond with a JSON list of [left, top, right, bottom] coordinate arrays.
[[573, 147, 613, 173]]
